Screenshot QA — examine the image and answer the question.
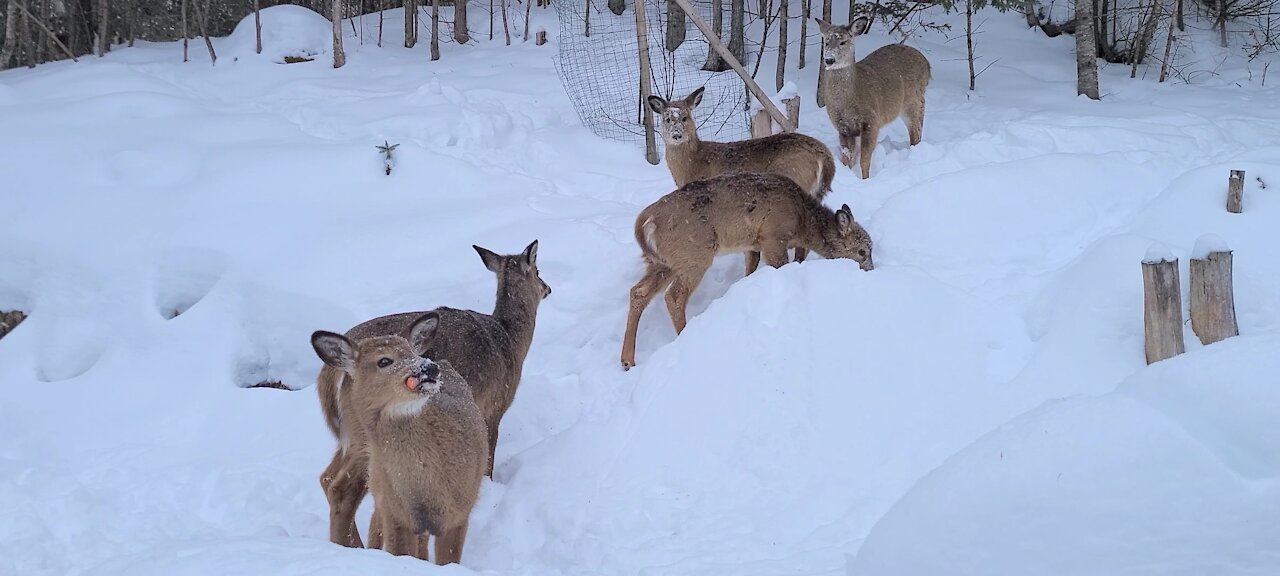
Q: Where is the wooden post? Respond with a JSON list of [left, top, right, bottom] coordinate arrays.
[[783, 95, 799, 132], [750, 108, 772, 137], [668, 0, 794, 131], [1227, 169, 1244, 213], [536, 30, 547, 45], [1189, 237, 1239, 346], [1142, 249, 1185, 364], [634, 0, 659, 164]]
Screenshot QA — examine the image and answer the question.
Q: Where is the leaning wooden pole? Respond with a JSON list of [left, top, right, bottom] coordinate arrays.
[[1142, 247, 1185, 364], [634, 0, 659, 164], [1189, 235, 1239, 346], [669, 0, 793, 131]]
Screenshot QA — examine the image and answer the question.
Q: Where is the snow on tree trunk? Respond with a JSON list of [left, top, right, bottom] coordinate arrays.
[[1075, 0, 1099, 99]]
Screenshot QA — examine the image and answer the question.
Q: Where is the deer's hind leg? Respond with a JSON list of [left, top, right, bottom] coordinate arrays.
[[905, 95, 925, 146], [744, 251, 761, 276], [434, 521, 470, 565], [323, 449, 367, 548], [622, 265, 674, 369], [665, 261, 711, 335], [762, 240, 791, 269]]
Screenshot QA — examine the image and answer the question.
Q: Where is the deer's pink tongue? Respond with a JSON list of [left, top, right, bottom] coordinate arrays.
[[404, 376, 419, 391]]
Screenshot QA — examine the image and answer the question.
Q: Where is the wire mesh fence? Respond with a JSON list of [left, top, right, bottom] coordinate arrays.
[[552, 0, 755, 155]]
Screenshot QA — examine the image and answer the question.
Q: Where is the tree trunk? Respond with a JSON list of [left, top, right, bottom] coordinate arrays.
[[254, 0, 263, 53], [1132, 0, 1160, 69], [798, 0, 808, 69], [500, 0, 510, 45], [182, 0, 189, 61], [609, 0, 625, 16], [775, 0, 787, 90], [455, 0, 469, 43], [816, 0, 831, 107], [430, 0, 439, 59], [524, 0, 531, 41], [404, 0, 417, 48], [1158, 4, 1175, 82], [96, 0, 108, 56], [1218, 7, 1227, 48], [1176, 0, 1183, 31], [728, 0, 744, 63], [667, 0, 686, 51], [198, 0, 216, 64], [966, 0, 975, 90], [333, 0, 345, 67], [1, 0, 19, 70], [19, 0, 32, 67], [703, 0, 725, 70], [1142, 254, 1185, 365], [1227, 169, 1245, 213], [1189, 247, 1239, 346], [634, 0, 658, 164], [1075, 0, 1099, 99]]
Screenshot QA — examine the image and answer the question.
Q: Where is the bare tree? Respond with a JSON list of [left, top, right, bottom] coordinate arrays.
[[255, 0, 263, 54], [967, 0, 975, 90], [776, 0, 788, 90], [333, 0, 345, 67], [609, 0, 625, 15], [1, 0, 19, 69], [501, 0, 511, 45], [799, 0, 809, 69], [96, 0, 107, 56], [182, 0, 189, 62], [455, 0, 470, 43], [729, 0, 744, 61], [816, 0, 831, 107], [703, 0, 726, 69], [1076, 0, 1099, 98], [430, 0, 439, 59], [667, 0, 687, 51], [196, 0, 217, 64], [404, 0, 417, 47]]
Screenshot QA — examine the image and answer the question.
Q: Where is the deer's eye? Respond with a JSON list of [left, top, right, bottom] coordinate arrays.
[[858, 249, 868, 258], [377, 358, 393, 368]]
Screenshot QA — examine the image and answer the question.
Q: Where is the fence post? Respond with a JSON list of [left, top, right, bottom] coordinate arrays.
[[783, 95, 799, 132], [1142, 246, 1185, 364], [633, 0, 659, 164], [1226, 169, 1244, 213]]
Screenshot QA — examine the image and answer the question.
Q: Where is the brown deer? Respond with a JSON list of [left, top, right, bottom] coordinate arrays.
[[311, 312, 487, 564], [816, 17, 931, 179], [620, 173, 874, 370], [647, 87, 838, 272], [315, 240, 550, 549]]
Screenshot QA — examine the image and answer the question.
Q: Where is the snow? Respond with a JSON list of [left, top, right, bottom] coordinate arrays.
[[1, 5, 1279, 576], [1192, 233, 1231, 259], [1144, 242, 1177, 263], [748, 81, 800, 114]]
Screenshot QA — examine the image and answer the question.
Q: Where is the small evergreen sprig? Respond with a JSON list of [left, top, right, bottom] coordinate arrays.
[[377, 140, 400, 175]]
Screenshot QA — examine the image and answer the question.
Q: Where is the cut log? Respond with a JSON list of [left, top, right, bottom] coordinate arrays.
[[1142, 247, 1185, 364], [1189, 235, 1239, 346]]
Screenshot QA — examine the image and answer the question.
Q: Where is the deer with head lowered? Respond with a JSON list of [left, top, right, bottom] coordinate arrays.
[[647, 87, 838, 272], [311, 312, 487, 564], [314, 241, 550, 551], [620, 172, 874, 370], [816, 17, 931, 179]]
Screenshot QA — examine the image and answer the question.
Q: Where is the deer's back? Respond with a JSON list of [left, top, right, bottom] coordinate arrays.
[[674, 133, 835, 199], [642, 173, 809, 260]]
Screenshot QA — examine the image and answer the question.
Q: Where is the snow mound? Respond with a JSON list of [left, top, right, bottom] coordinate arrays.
[[1192, 233, 1230, 259], [223, 6, 333, 64], [1143, 241, 1176, 263], [847, 333, 1280, 576]]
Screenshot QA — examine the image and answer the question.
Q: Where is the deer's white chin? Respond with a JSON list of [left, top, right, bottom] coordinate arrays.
[[824, 61, 852, 70]]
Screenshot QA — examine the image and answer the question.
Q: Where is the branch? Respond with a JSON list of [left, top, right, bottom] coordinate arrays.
[[14, 0, 79, 62]]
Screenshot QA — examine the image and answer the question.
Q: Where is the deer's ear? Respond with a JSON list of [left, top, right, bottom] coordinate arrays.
[[474, 245, 503, 272], [406, 312, 440, 356], [686, 86, 706, 108], [312, 331, 356, 371], [815, 18, 831, 34], [647, 95, 668, 114], [851, 16, 871, 36], [837, 205, 854, 233]]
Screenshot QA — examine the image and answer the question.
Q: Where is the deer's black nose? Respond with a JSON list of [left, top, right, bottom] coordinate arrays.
[[824, 58, 836, 66], [421, 361, 440, 382]]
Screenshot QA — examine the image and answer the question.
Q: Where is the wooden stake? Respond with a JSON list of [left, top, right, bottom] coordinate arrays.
[[634, 0, 659, 164], [750, 108, 772, 137], [1142, 253, 1185, 364], [668, 0, 793, 131], [783, 95, 799, 131], [1227, 169, 1244, 213], [1190, 248, 1239, 346], [536, 29, 547, 44], [817, 0, 831, 108]]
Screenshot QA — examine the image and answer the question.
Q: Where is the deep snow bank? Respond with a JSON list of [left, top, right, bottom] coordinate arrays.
[[466, 261, 1038, 575], [222, 6, 333, 64], [847, 333, 1280, 576]]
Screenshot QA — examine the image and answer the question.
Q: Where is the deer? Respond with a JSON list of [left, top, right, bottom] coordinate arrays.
[[315, 240, 550, 550], [310, 312, 488, 564], [816, 16, 931, 180], [646, 87, 838, 273], [620, 172, 875, 370]]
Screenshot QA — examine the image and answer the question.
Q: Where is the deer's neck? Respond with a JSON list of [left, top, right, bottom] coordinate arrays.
[[664, 137, 706, 185], [824, 60, 858, 101], [492, 287, 540, 355], [797, 201, 839, 257]]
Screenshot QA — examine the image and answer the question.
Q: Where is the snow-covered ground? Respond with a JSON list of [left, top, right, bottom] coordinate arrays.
[[2, 5, 1278, 576]]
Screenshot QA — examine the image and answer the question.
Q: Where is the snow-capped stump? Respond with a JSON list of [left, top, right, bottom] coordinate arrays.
[[1190, 235, 1239, 346], [1142, 243, 1184, 365], [224, 5, 332, 64], [749, 81, 801, 137], [1227, 169, 1245, 213], [0, 310, 26, 340]]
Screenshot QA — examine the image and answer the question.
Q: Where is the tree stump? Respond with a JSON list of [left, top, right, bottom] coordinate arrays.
[[750, 108, 772, 138], [0, 310, 26, 340], [536, 30, 547, 45], [1142, 249, 1185, 364], [1226, 169, 1244, 213], [1189, 237, 1239, 346]]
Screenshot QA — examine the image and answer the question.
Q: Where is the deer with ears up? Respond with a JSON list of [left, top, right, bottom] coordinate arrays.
[[311, 313, 488, 564], [314, 241, 550, 551], [620, 172, 874, 370], [816, 17, 931, 179], [647, 87, 838, 272]]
